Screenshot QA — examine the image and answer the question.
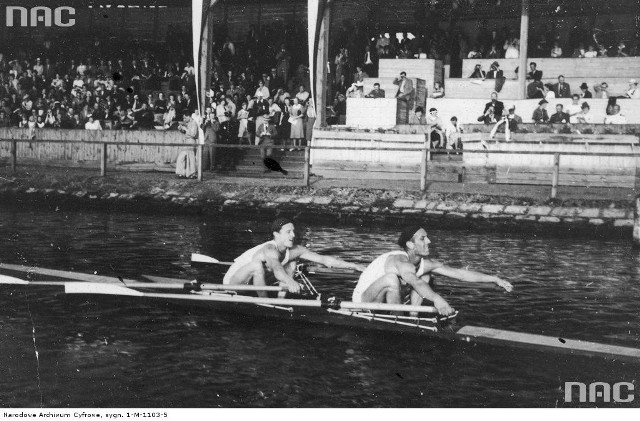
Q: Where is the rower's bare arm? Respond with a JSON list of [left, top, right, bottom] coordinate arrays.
[[263, 247, 301, 294], [396, 261, 454, 315], [432, 266, 513, 292], [297, 248, 367, 272]]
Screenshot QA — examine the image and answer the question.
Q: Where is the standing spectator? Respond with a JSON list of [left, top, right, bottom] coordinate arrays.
[[532, 99, 549, 123], [256, 116, 278, 166], [584, 45, 598, 58], [549, 104, 570, 124], [353, 65, 369, 83], [289, 98, 304, 150], [295, 85, 309, 103], [579, 82, 593, 98], [175, 113, 199, 178], [362, 44, 377, 76], [550, 42, 563, 57], [503, 37, 519, 58], [393, 71, 414, 102], [254, 80, 270, 99], [304, 98, 316, 145], [275, 44, 291, 85], [237, 102, 251, 144], [552, 75, 571, 98], [604, 104, 627, 124]]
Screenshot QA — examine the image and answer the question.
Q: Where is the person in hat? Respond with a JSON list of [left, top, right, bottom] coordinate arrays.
[[223, 218, 365, 296], [579, 82, 592, 98], [532, 99, 550, 123], [352, 225, 512, 315], [625, 79, 639, 99], [575, 102, 594, 124]]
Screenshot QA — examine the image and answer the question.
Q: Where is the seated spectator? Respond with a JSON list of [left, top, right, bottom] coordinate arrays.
[[550, 42, 562, 58], [553, 75, 571, 98], [532, 99, 550, 123], [504, 37, 520, 58], [444, 116, 463, 150], [393, 72, 414, 102], [579, 82, 593, 98], [353, 66, 369, 83], [543, 84, 556, 100], [84, 114, 102, 130], [365, 82, 385, 98], [469, 64, 486, 79], [485, 62, 502, 79], [327, 93, 346, 125], [430, 81, 444, 98], [484, 91, 504, 119], [549, 104, 570, 124], [334, 74, 349, 98], [486, 44, 500, 59], [566, 95, 582, 122], [594, 82, 609, 99], [604, 104, 627, 124], [575, 102, 595, 124], [615, 41, 629, 57], [505, 105, 523, 131], [477, 105, 497, 125], [624, 79, 639, 99], [527, 76, 544, 99], [467, 45, 483, 59], [526, 62, 543, 81], [409, 106, 427, 125], [426, 108, 444, 148], [584, 45, 598, 58], [346, 81, 365, 98], [571, 43, 586, 58]]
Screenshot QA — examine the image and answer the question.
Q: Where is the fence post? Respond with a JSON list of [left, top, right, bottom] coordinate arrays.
[[197, 144, 203, 182], [100, 142, 107, 176], [551, 152, 560, 198], [11, 139, 17, 173], [303, 145, 311, 187]]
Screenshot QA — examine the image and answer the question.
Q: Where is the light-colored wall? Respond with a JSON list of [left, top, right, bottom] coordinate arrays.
[[345, 98, 397, 129]]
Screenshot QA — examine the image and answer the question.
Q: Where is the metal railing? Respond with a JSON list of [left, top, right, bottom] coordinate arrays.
[[1, 138, 638, 198]]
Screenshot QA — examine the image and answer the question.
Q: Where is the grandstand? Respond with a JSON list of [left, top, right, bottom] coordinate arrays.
[[0, 0, 639, 189]]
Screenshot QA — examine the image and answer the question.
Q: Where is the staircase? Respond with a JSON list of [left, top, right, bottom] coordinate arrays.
[[219, 148, 306, 179]]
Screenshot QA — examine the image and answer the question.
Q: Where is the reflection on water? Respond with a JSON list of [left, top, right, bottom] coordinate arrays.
[[0, 207, 639, 408]]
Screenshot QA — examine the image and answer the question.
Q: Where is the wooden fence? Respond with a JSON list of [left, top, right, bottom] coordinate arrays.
[[3, 136, 640, 197]]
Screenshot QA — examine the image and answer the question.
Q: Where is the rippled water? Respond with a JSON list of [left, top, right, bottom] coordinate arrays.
[[0, 206, 639, 408]]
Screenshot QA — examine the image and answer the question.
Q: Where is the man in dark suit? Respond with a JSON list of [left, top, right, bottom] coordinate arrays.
[[362, 45, 378, 77], [485, 61, 503, 79], [365, 82, 385, 98], [393, 71, 414, 102], [553, 75, 571, 98], [483, 91, 504, 119], [549, 103, 570, 123], [526, 62, 543, 81]]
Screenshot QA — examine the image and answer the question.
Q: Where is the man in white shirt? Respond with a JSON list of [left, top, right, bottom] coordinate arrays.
[[566, 94, 582, 123], [444, 116, 463, 150], [625, 79, 639, 99], [575, 102, 595, 124], [254, 80, 270, 99], [295, 85, 309, 103], [604, 104, 627, 124]]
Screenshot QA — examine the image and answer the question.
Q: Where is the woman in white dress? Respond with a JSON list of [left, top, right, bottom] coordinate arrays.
[[237, 102, 250, 144], [289, 98, 304, 149]]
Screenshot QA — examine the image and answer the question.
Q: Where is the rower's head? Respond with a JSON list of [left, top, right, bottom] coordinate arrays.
[[271, 218, 295, 248], [398, 226, 430, 256]]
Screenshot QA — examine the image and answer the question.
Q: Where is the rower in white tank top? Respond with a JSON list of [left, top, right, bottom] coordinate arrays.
[[353, 251, 426, 302], [223, 240, 290, 284]]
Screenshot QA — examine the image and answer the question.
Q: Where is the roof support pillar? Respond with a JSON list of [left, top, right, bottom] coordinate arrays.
[[518, 0, 529, 99]]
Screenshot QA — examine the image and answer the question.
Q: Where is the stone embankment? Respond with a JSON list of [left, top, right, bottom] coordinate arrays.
[[0, 170, 633, 237]]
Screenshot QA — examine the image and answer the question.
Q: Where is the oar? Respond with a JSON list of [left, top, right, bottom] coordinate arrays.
[[0, 263, 138, 284], [191, 253, 357, 275], [63, 282, 439, 314], [0, 274, 285, 293]]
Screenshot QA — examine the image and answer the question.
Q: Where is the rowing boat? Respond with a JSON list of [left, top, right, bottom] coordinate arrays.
[[2, 263, 640, 363]]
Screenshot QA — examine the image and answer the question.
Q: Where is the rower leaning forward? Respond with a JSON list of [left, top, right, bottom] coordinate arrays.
[[353, 225, 513, 315], [223, 218, 366, 296]]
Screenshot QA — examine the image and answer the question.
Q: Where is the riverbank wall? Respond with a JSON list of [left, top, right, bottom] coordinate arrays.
[[0, 168, 633, 238]]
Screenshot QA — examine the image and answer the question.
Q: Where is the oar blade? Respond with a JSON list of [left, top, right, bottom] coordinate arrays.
[[191, 253, 219, 264], [0, 274, 30, 285], [64, 282, 144, 297]]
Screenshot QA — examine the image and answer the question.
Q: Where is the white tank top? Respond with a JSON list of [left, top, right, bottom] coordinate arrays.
[[223, 240, 291, 284], [352, 250, 425, 302]]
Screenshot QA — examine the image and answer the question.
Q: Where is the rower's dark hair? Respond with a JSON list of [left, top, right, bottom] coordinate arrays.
[[271, 217, 293, 234], [398, 225, 423, 250]]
